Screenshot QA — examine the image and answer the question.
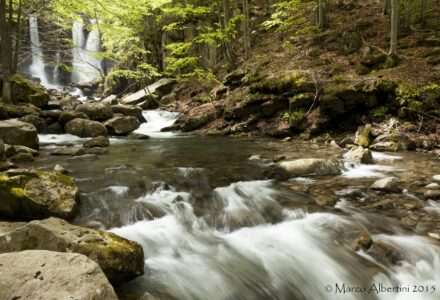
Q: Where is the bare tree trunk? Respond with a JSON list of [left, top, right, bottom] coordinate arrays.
[[317, 0, 326, 30], [221, 0, 235, 68], [12, 0, 22, 74], [242, 0, 251, 60], [389, 0, 399, 58], [0, 0, 12, 102]]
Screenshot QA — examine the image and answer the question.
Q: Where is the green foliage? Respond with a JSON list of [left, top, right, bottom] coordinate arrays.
[[370, 106, 389, 119], [282, 110, 306, 126]]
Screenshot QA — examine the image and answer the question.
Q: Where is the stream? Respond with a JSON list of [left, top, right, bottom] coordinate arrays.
[[31, 111, 440, 300]]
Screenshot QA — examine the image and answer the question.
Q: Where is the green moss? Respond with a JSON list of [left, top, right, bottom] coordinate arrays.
[[370, 106, 389, 119], [250, 72, 312, 94], [332, 75, 346, 84], [283, 110, 306, 127], [11, 187, 25, 197]]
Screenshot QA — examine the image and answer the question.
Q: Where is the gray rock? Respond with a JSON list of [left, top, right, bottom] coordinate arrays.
[[0, 119, 39, 150], [372, 133, 416, 151], [0, 217, 145, 284], [433, 175, 440, 183], [370, 177, 401, 193], [102, 94, 118, 105], [50, 146, 83, 156], [0, 169, 79, 220], [19, 114, 46, 133], [274, 158, 341, 179], [0, 250, 117, 300], [120, 78, 175, 105], [83, 136, 110, 148], [59, 110, 89, 124], [12, 145, 39, 156], [104, 116, 140, 135], [343, 146, 374, 164], [335, 187, 363, 198], [112, 104, 145, 122], [75, 102, 114, 121], [425, 183, 440, 190], [424, 190, 440, 200], [65, 118, 108, 137]]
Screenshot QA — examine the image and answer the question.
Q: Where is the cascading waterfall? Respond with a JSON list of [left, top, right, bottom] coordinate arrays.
[[71, 20, 103, 83], [29, 16, 50, 87]]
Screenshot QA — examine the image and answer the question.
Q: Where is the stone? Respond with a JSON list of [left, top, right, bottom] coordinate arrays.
[[0, 169, 79, 219], [11, 152, 34, 163], [104, 116, 140, 135], [343, 146, 374, 164], [0, 119, 39, 150], [53, 164, 68, 174], [432, 175, 440, 183], [125, 133, 150, 140], [75, 102, 114, 121], [424, 190, 440, 200], [370, 177, 401, 193], [10, 75, 50, 107], [46, 121, 64, 134], [50, 146, 83, 156], [0, 250, 117, 300], [0, 217, 145, 284], [19, 114, 46, 133], [83, 136, 110, 148], [354, 124, 373, 148], [59, 110, 89, 124], [425, 183, 440, 190], [370, 141, 399, 152], [120, 78, 175, 106], [0, 103, 41, 118], [12, 145, 38, 156], [335, 187, 363, 198], [102, 94, 118, 105], [372, 133, 416, 151], [273, 158, 341, 179], [341, 30, 363, 54], [59, 96, 82, 110], [112, 104, 146, 122], [65, 118, 108, 137], [339, 137, 355, 148]]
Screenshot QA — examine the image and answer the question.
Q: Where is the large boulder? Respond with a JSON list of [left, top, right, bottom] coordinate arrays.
[[104, 116, 140, 135], [19, 114, 46, 133], [354, 124, 373, 148], [10, 75, 50, 107], [58, 110, 89, 124], [75, 102, 114, 121], [272, 158, 341, 179], [120, 78, 176, 106], [371, 133, 416, 151], [112, 104, 146, 122], [65, 118, 108, 137], [0, 250, 117, 300], [0, 119, 39, 150], [0, 217, 145, 284], [0, 169, 79, 219], [343, 146, 374, 164], [83, 136, 110, 148], [0, 103, 41, 119]]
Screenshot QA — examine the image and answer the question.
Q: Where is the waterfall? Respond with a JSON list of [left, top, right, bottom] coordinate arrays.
[[29, 16, 50, 87], [71, 20, 103, 83]]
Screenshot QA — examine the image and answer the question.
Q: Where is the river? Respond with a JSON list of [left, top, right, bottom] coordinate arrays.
[[31, 111, 440, 300]]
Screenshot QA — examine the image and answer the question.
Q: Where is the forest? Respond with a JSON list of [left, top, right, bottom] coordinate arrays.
[[0, 0, 439, 299]]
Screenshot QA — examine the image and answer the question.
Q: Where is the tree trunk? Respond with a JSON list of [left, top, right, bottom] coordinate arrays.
[[383, 0, 390, 15], [242, 0, 251, 60], [0, 0, 12, 102], [221, 0, 235, 68], [12, 0, 22, 74], [317, 0, 326, 30], [389, 0, 399, 58], [418, 0, 426, 25]]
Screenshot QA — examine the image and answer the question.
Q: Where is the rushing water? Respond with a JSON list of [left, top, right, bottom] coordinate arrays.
[[29, 16, 50, 87], [33, 111, 440, 300]]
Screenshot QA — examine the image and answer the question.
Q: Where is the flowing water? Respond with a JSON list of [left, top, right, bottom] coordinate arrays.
[[29, 16, 51, 87], [33, 111, 440, 300]]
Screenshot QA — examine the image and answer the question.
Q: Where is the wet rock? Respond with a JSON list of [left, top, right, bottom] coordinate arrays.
[[338, 136, 355, 148], [0, 250, 117, 300], [65, 118, 108, 137], [112, 105, 145, 122], [0, 169, 79, 220], [370, 177, 401, 193], [354, 124, 373, 148], [351, 232, 373, 251], [50, 146, 83, 156], [19, 114, 46, 133], [433, 175, 440, 183], [125, 133, 150, 140], [0, 103, 41, 119], [366, 242, 400, 266], [273, 158, 341, 179], [83, 136, 110, 148], [10, 75, 50, 107], [335, 187, 363, 198], [371, 133, 415, 151], [343, 146, 373, 164], [10, 145, 38, 157], [53, 164, 68, 174], [0, 217, 144, 284], [102, 94, 118, 105], [104, 116, 140, 135], [58, 111, 89, 124], [176, 103, 217, 132], [59, 96, 82, 111], [11, 152, 34, 163], [424, 190, 440, 200], [75, 102, 114, 121], [370, 141, 398, 152], [46, 122, 64, 134], [0, 119, 39, 150]]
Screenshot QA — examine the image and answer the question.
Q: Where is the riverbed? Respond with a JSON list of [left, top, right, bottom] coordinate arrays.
[[28, 111, 440, 300]]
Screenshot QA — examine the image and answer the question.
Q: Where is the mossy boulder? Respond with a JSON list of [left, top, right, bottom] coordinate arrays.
[[290, 93, 315, 111], [249, 71, 314, 94], [10, 75, 50, 107], [0, 217, 145, 284], [354, 124, 374, 148], [271, 158, 341, 179], [0, 169, 79, 220], [0, 103, 41, 120], [75, 102, 114, 121], [371, 133, 415, 151], [65, 118, 108, 137], [0, 119, 39, 150], [104, 116, 140, 135]]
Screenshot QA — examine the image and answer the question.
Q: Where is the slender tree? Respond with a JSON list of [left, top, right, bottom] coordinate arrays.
[[389, 0, 399, 58], [0, 0, 12, 102], [242, 0, 251, 60]]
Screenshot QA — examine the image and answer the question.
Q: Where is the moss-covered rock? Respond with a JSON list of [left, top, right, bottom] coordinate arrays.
[[0, 119, 39, 150], [0, 217, 145, 284], [10, 75, 50, 107], [65, 118, 108, 137], [249, 71, 314, 94], [354, 124, 373, 148], [0, 169, 79, 220]]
